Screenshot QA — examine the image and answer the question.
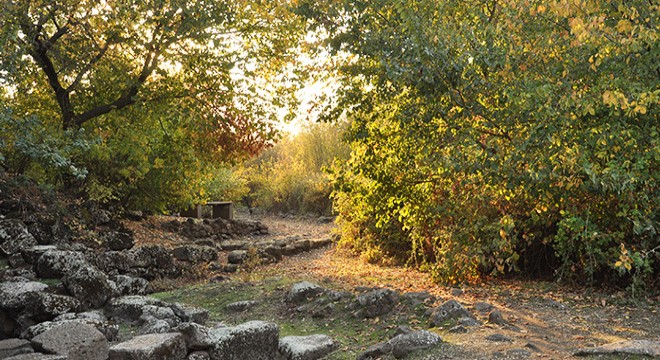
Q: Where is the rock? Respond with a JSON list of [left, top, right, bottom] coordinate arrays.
[[139, 319, 172, 335], [209, 321, 279, 360], [488, 310, 507, 325], [19, 246, 57, 265], [0, 219, 37, 256], [278, 334, 337, 360], [218, 240, 247, 251], [64, 265, 116, 308], [486, 334, 513, 342], [111, 275, 149, 296], [0, 281, 49, 309], [173, 322, 213, 351], [574, 340, 660, 357], [129, 245, 173, 270], [524, 342, 543, 353], [53, 310, 106, 322], [448, 325, 468, 333], [227, 250, 248, 264], [286, 282, 325, 304], [172, 246, 217, 263], [187, 351, 210, 360], [35, 250, 88, 279], [0, 310, 16, 338], [140, 305, 179, 326], [429, 299, 473, 327], [2, 354, 67, 359], [0, 338, 34, 358], [23, 318, 119, 342], [401, 291, 434, 306], [356, 342, 390, 360], [15, 292, 81, 324], [226, 300, 259, 312], [108, 332, 187, 360], [105, 295, 164, 323], [451, 288, 463, 296], [354, 288, 398, 318], [31, 322, 108, 360], [103, 230, 135, 251], [458, 317, 481, 327], [388, 330, 443, 358], [474, 302, 494, 313], [170, 303, 209, 324]]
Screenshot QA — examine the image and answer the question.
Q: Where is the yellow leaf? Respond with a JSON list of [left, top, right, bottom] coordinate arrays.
[[616, 19, 631, 33]]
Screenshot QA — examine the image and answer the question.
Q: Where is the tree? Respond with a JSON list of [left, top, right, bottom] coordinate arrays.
[[0, 0, 306, 209], [299, 0, 659, 289]]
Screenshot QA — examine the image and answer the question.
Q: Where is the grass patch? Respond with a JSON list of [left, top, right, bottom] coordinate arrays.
[[153, 275, 434, 359]]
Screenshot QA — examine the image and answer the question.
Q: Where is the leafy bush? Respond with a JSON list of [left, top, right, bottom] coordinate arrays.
[[302, 0, 659, 292]]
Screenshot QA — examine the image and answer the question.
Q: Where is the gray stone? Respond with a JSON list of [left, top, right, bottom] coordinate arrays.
[[103, 230, 134, 251], [139, 318, 172, 335], [170, 303, 209, 324], [574, 340, 660, 357], [448, 325, 468, 333], [140, 305, 178, 325], [110, 275, 149, 296], [225, 300, 259, 312], [218, 240, 247, 251], [35, 250, 88, 279], [0, 281, 49, 309], [286, 282, 325, 304], [3, 354, 66, 360], [173, 322, 213, 351], [172, 246, 217, 263], [429, 299, 473, 327], [0, 338, 34, 358], [209, 321, 279, 360], [474, 302, 494, 313], [0, 220, 37, 256], [104, 296, 164, 323], [31, 322, 108, 360], [108, 332, 186, 360], [129, 245, 173, 269], [226, 250, 247, 264], [64, 265, 116, 308], [22, 319, 118, 342], [388, 330, 442, 358], [488, 310, 507, 325], [15, 292, 81, 324], [19, 246, 57, 266], [278, 334, 337, 360], [355, 288, 398, 318], [53, 310, 106, 322], [458, 316, 481, 327], [486, 333, 513, 342], [401, 291, 434, 306], [187, 351, 210, 360]]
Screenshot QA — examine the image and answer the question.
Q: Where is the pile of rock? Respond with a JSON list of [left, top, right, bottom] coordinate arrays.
[[0, 291, 339, 360], [162, 217, 269, 240]]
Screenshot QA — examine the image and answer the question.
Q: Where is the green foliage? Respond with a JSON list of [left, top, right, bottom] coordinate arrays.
[[0, 0, 307, 211], [0, 107, 95, 183], [239, 121, 350, 216], [301, 0, 659, 290]]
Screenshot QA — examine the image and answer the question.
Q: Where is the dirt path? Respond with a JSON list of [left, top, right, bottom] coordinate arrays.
[[243, 214, 660, 359]]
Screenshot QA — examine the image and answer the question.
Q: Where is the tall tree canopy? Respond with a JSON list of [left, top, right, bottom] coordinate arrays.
[[0, 0, 305, 209], [297, 0, 659, 289]]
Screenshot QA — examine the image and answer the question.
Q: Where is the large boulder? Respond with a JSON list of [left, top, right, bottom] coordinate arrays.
[[30, 322, 108, 360], [14, 292, 81, 325], [0, 338, 34, 358], [429, 299, 473, 327], [104, 296, 164, 323], [354, 288, 398, 318], [278, 334, 337, 360], [108, 332, 187, 360], [173, 322, 213, 351], [35, 250, 88, 279], [574, 340, 660, 357], [23, 315, 119, 342], [209, 321, 279, 360], [111, 275, 149, 296], [64, 265, 116, 309], [0, 280, 49, 310], [0, 220, 38, 256]]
